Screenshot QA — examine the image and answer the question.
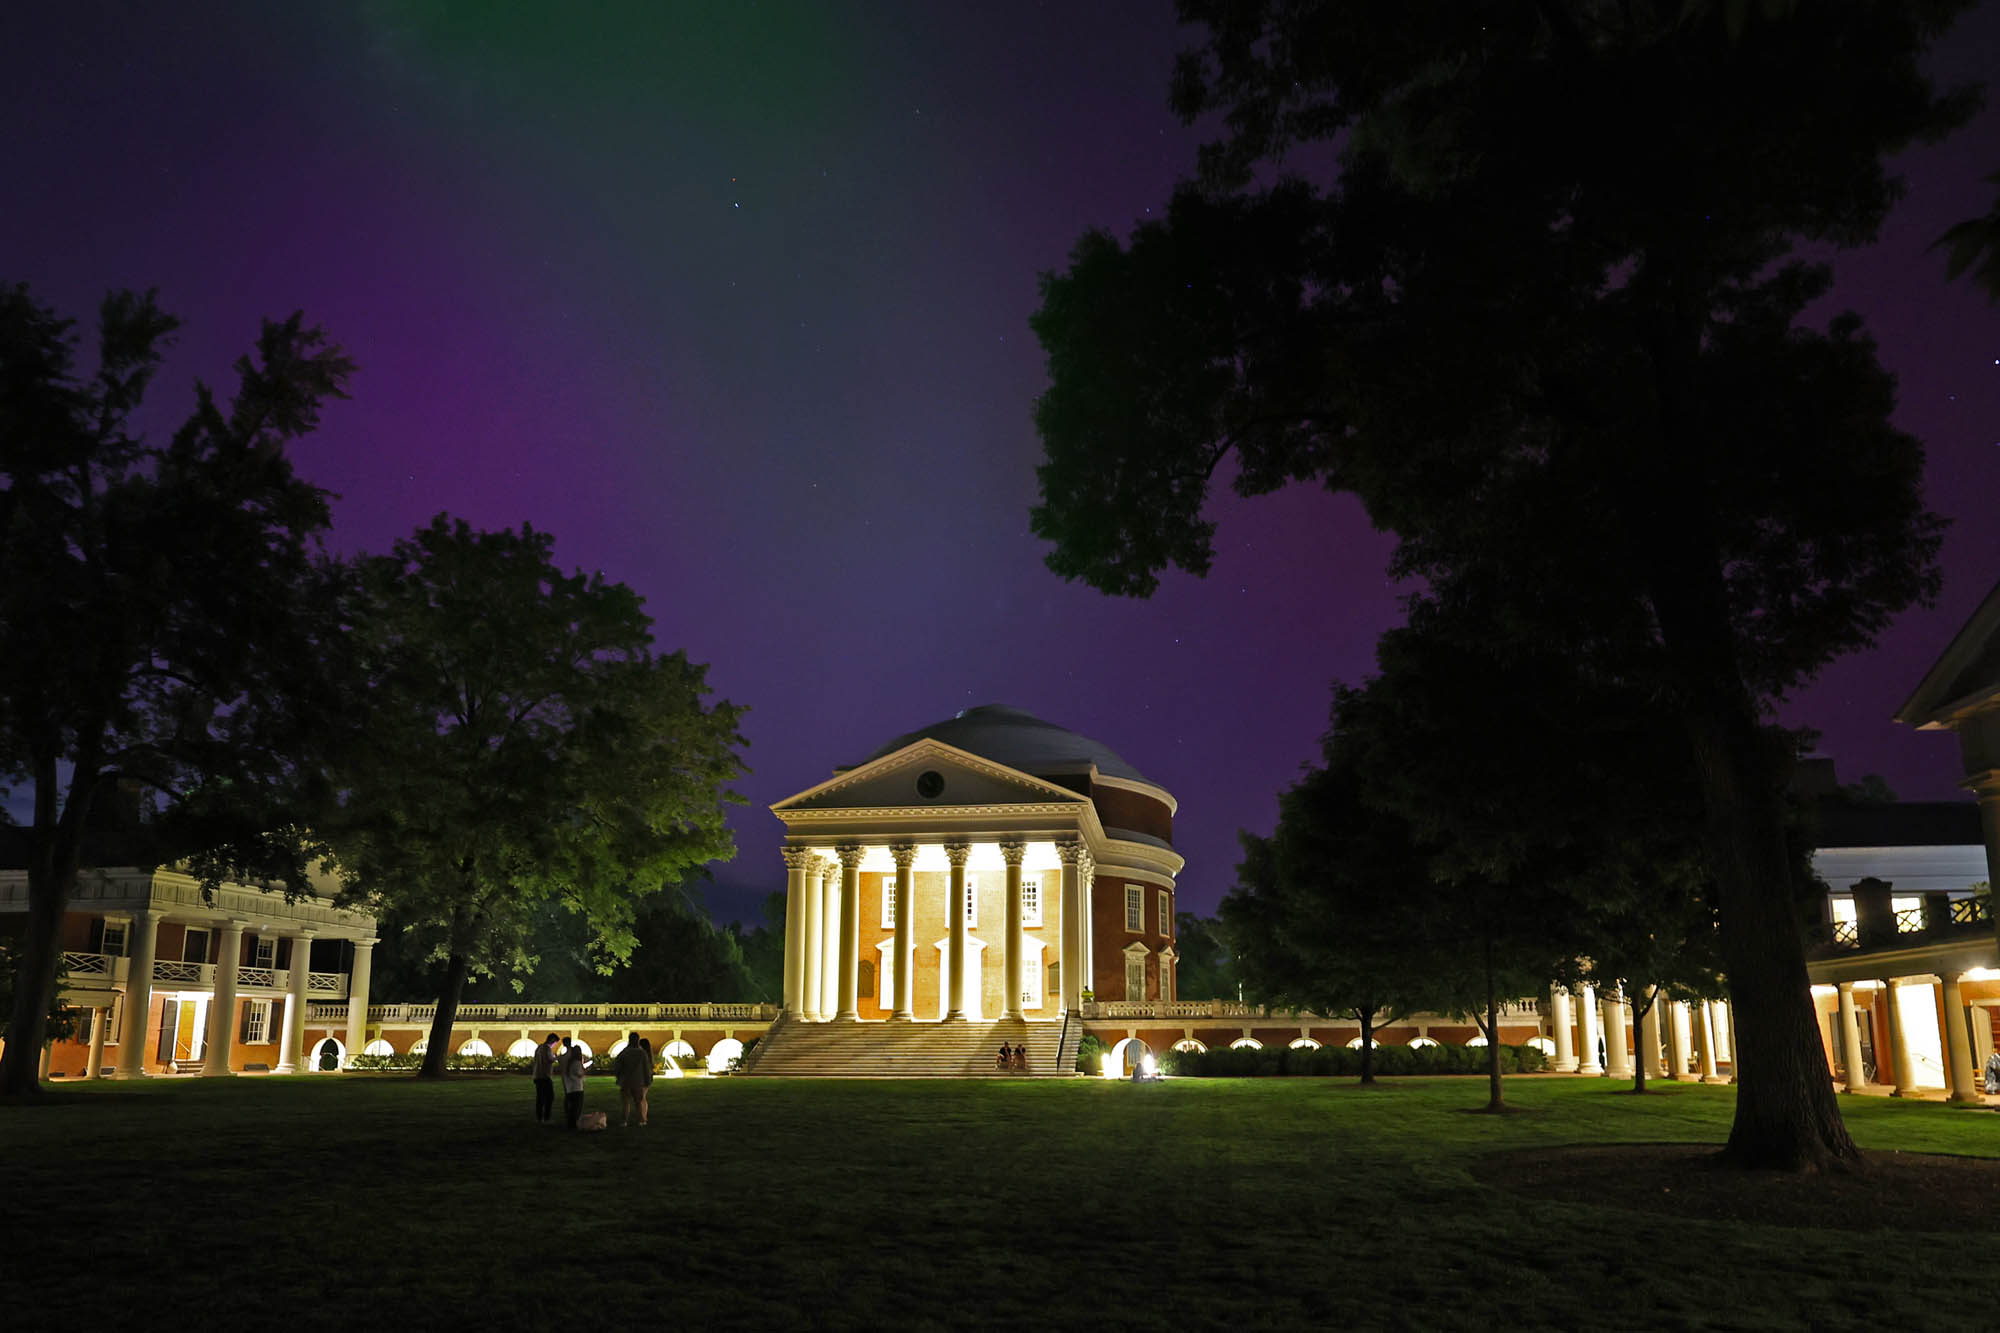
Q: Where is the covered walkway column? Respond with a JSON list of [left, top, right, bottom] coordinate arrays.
[[891, 844, 915, 1019], [1693, 998, 1720, 1082], [1714, 999, 1738, 1082], [781, 848, 810, 1018], [1881, 976, 1917, 1096], [1575, 982, 1602, 1074], [114, 909, 158, 1078], [836, 844, 863, 1021], [1081, 852, 1096, 996], [1638, 992, 1664, 1079], [343, 938, 376, 1069], [1941, 971, 1980, 1104], [202, 920, 246, 1076], [84, 1005, 107, 1080], [1836, 982, 1867, 1092], [944, 842, 970, 1019], [1059, 840, 1084, 1012], [1001, 841, 1025, 1021], [1666, 1000, 1690, 1080], [276, 931, 316, 1074], [818, 858, 840, 1019], [1604, 987, 1632, 1079], [1549, 987, 1576, 1072]]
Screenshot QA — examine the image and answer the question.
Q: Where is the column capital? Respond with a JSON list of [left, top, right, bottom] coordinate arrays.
[[782, 846, 813, 871], [943, 841, 971, 867], [352, 937, 379, 950], [291, 928, 317, 942], [816, 856, 838, 880], [1837, 980, 1855, 994], [889, 842, 917, 868], [998, 840, 1026, 866], [835, 842, 864, 867], [1056, 839, 1084, 866]]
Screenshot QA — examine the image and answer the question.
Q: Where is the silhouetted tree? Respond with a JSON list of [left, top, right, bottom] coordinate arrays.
[[1029, 1, 1977, 1169], [328, 516, 746, 1078], [0, 284, 353, 1096], [1169, 911, 1239, 1002], [1934, 170, 2000, 300]]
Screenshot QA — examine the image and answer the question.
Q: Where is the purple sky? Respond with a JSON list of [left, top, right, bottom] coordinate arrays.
[[6, 3, 1997, 919]]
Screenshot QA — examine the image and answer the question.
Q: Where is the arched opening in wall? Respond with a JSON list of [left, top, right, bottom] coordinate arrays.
[[457, 1038, 493, 1057], [706, 1038, 743, 1074], [609, 1037, 629, 1057], [663, 1039, 695, 1062], [1465, 1035, 1489, 1048], [1289, 1037, 1321, 1051], [506, 1038, 540, 1058], [1525, 1036, 1556, 1057], [1345, 1037, 1367, 1050], [362, 1038, 394, 1057], [1408, 1036, 1439, 1049], [565, 1037, 593, 1059], [1172, 1038, 1206, 1054], [1230, 1037, 1263, 1051], [1105, 1037, 1154, 1078], [314, 1037, 346, 1071]]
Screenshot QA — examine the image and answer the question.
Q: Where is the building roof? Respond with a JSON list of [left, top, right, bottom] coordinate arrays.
[[855, 704, 1163, 791], [1897, 576, 2000, 729], [1811, 799, 1984, 849]]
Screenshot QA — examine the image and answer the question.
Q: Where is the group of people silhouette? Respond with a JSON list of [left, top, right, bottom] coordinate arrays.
[[994, 1042, 1029, 1073]]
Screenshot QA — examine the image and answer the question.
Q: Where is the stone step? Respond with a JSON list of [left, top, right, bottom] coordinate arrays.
[[746, 1015, 1073, 1078]]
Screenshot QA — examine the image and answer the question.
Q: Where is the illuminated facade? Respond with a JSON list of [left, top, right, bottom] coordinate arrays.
[[763, 706, 1182, 1052], [0, 855, 379, 1079]]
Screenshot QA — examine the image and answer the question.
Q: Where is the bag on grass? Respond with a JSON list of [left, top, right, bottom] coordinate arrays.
[[578, 1110, 608, 1131]]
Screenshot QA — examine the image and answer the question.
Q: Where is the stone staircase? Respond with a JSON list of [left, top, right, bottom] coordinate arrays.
[[744, 1013, 1076, 1078]]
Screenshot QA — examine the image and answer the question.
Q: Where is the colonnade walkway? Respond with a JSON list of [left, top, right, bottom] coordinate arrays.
[[744, 1014, 1077, 1078]]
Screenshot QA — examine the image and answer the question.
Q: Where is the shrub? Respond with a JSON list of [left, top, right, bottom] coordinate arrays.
[[1160, 1042, 1550, 1078], [1076, 1033, 1104, 1074], [345, 1053, 534, 1073]]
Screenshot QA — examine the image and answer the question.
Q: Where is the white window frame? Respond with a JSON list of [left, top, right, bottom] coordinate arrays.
[[1020, 941, 1043, 1009], [183, 927, 211, 964], [879, 872, 897, 929], [1158, 889, 1171, 936], [240, 998, 272, 1044], [104, 993, 123, 1044], [1021, 873, 1043, 927], [1125, 952, 1146, 1000], [964, 874, 979, 927], [100, 919, 128, 957], [252, 935, 276, 968], [1125, 886, 1142, 932]]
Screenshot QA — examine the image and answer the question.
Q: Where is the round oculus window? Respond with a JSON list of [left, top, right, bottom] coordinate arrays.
[[915, 770, 946, 799]]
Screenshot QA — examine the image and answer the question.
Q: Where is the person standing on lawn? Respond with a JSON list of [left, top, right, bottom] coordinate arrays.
[[530, 1032, 560, 1124], [560, 1040, 588, 1129], [615, 1031, 651, 1126]]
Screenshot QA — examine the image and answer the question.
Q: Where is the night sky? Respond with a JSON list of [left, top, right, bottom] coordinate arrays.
[[6, 3, 1997, 920]]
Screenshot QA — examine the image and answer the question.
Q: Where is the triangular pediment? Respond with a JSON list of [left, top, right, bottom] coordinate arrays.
[[1898, 578, 2000, 728], [772, 739, 1089, 813]]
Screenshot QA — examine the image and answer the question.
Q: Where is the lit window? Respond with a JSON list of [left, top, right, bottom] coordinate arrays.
[[1230, 1037, 1262, 1051], [965, 874, 979, 927], [1158, 890, 1170, 936], [880, 873, 897, 929], [100, 921, 128, 957], [1022, 873, 1042, 927], [506, 1038, 540, 1057], [1125, 952, 1146, 1000], [238, 1000, 271, 1044], [252, 935, 275, 968], [1125, 886, 1142, 931], [1289, 1037, 1321, 1050], [1021, 950, 1042, 1009], [105, 994, 122, 1044], [363, 1038, 395, 1057]]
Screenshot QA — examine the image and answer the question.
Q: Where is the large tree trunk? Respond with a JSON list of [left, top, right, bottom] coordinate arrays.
[[0, 762, 93, 1098], [419, 952, 471, 1080], [1357, 1008, 1376, 1085], [1653, 555, 1857, 1170], [1630, 986, 1651, 1095], [1482, 936, 1504, 1112]]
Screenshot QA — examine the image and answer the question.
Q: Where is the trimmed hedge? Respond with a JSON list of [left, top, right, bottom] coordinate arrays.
[[344, 1052, 668, 1076], [1158, 1042, 1548, 1078]]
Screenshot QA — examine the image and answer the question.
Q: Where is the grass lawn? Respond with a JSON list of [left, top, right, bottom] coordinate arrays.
[[4, 1073, 1997, 1330]]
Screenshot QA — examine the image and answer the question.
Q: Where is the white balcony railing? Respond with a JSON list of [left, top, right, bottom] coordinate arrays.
[[1081, 997, 1546, 1022]]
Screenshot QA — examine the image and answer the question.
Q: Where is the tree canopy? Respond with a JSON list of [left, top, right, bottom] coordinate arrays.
[[329, 515, 747, 1077], [0, 283, 353, 1096], [1029, 0, 1977, 1169]]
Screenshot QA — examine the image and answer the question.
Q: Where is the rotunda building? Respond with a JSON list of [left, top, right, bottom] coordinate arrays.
[[767, 705, 1182, 1039]]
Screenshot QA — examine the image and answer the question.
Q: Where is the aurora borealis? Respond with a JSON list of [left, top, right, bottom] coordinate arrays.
[[6, 2, 1998, 916]]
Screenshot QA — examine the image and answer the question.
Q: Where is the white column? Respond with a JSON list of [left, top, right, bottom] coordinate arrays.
[[1058, 841, 1084, 1012], [85, 1005, 107, 1080], [836, 844, 862, 1021], [1549, 987, 1577, 1072], [1973, 1004, 1996, 1064], [1714, 998, 1738, 1082], [1942, 971, 1980, 1104], [944, 842, 970, 1020], [802, 856, 825, 1021], [1604, 987, 1632, 1079], [1638, 992, 1664, 1079], [114, 909, 158, 1078], [276, 931, 315, 1073], [1666, 1000, 1691, 1080], [1882, 977, 1917, 1097], [343, 938, 375, 1069], [1836, 982, 1865, 1092], [1080, 853, 1096, 998], [202, 920, 246, 1076], [818, 859, 840, 1020], [1001, 841, 1025, 1021], [781, 848, 810, 1019], [891, 844, 915, 1019], [1575, 982, 1602, 1074]]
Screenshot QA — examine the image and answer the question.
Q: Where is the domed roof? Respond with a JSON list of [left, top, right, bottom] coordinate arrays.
[[859, 704, 1162, 791]]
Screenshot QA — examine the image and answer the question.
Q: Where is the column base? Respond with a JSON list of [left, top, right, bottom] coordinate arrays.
[[201, 1068, 236, 1078], [838, 1011, 860, 1021], [1002, 1010, 1024, 1021], [274, 1062, 297, 1075]]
